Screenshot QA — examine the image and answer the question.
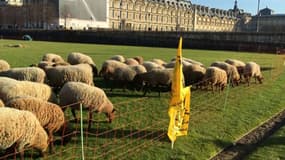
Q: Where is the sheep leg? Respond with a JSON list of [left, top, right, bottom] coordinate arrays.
[[71, 109, 78, 122], [88, 108, 93, 130], [48, 130, 55, 154], [19, 150, 24, 160]]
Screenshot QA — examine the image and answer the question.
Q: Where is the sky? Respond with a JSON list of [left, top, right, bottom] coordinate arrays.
[[190, 0, 284, 15]]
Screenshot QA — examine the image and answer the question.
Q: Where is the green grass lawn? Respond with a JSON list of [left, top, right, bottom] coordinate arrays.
[[245, 125, 285, 160], [0, 39, 285, 160]]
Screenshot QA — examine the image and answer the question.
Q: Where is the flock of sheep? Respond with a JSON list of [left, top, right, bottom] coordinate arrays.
[[0, 52, 263, 159]]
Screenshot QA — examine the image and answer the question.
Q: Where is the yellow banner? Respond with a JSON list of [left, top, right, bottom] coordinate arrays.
[[167, 37, 191, 148]]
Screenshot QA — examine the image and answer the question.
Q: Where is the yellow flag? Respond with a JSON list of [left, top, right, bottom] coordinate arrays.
[[167, 37, 191, 149]]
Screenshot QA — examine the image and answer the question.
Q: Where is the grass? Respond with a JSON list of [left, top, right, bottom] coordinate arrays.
[[245, 125, 285, 160], [0, 39, 285, 160]]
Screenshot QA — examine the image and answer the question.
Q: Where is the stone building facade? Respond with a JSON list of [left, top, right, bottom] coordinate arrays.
[[109, 0, 238, 32], [1, 0, 284, 33], [0, 0, 23, 6]]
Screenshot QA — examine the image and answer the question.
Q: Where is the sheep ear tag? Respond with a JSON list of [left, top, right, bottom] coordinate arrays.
[[167, 37, 191, 149]]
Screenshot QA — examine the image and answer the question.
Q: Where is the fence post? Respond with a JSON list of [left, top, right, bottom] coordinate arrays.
[[80, 103, 85, 160]]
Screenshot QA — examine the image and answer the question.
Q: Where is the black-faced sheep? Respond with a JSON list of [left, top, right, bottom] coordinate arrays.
[[6, 97, 66, 153], [204, 66, 228, 92], [67, 52, 98, 77], [0, 59, 10, 72], [0, 107, 48, 159], [0, 67, 46, 83], [244, 62, 263, 86], [59, 82, 116, 130]]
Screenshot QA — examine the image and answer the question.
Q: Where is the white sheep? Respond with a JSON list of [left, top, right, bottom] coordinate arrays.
[[130, 65, 147, 74], [99, 60, 128, 80], [164, 60, 192, 68], [42, 53, 66, 64], [204, 66, 227, 92], [0, 67, 46, 83], [0, 107, 48, 158], [59, 82, 116, 130], [171, 57, 204, 67], [150, 59, 167, 66], [211, 61, 240, 86], [67, 52, 98, 76], [110, 65, 137, 91], [142, 61, 165, 72], [44, 63, 94, 89], [125, 58, 140, 66], [32, 61, 70, 70], [133, 56, 144, 64], [244, 62, 263, 86], [109, 55, 125, 63], [0, 59, 10, 72], [183, 64, 206, 88], [133, 68, 173, 96], [6, 97, 66, 153], [0, 77, 56, 103], [225, 59, 246, 78]]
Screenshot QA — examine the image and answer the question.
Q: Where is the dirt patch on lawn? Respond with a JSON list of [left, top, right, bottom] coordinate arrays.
[[211, 108, 285, 160]]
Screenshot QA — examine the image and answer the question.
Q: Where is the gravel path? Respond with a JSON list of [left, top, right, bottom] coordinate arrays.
[[210, 108, 285, 160]]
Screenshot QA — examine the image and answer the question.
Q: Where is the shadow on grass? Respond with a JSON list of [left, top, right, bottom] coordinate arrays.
[[259, 136, 285, 147], [261, 66, 275, 71]]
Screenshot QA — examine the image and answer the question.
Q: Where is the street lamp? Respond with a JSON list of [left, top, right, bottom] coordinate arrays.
[[256, 0, 260, 32]]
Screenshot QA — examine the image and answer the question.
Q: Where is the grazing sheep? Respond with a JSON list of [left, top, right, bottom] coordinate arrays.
[[130, 65, 147, 74], [45, 63, 94, 89], [125, 58, 139, 66], [0, 77, 56, 103], [30, 61, 69, 70], [142, 61, 165, 72], [225, 59, 246, 77], [211, 61, 240, 87], [99, 60, 128, 80], [0, 99, 4, 107], [109, 55, 125, 63], [244, 62, 263, 86], [111, 66, 137, 91], [164, 60, 192, 68], [0, 67, 46, 83], [6, 97, 66, 153], [150, 59, 167, 66], [204, 67, 227, 92], [183, 64, 206, 88], [133, 68, 173, 96], [0, 107, 48, 159], [171, 57, 204, 67], [42, 53, 66, 64], [67, 52, 98, 77], [0, 59, 10, 72], [59, 82, 115, 130], [133, 56, 144, 64]]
